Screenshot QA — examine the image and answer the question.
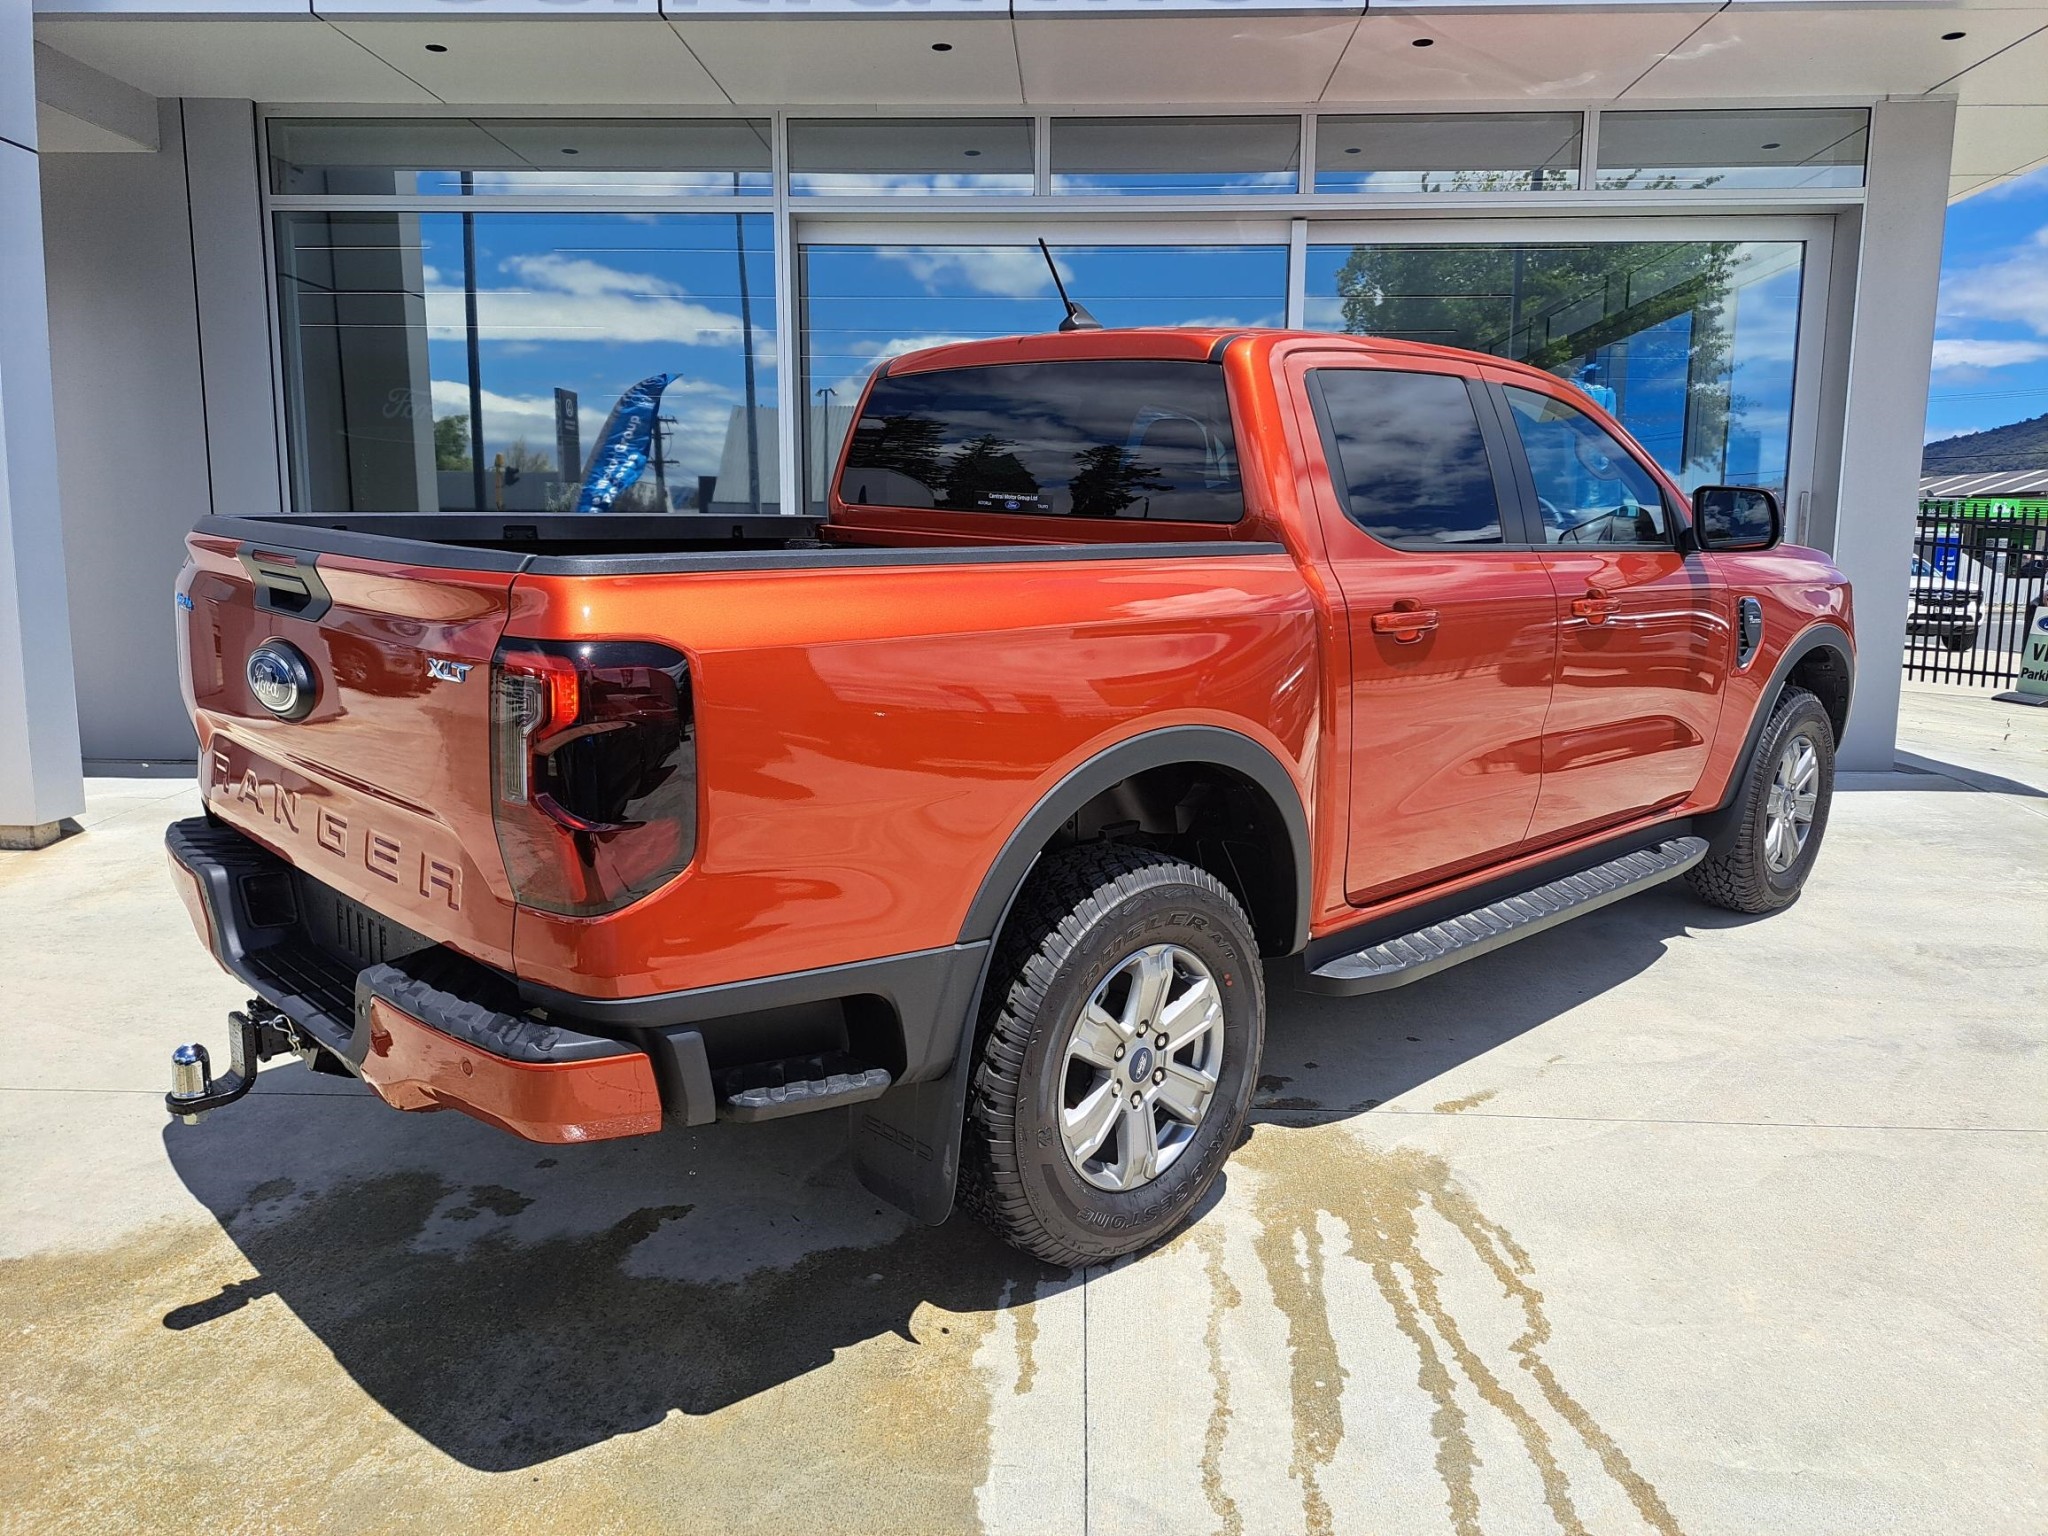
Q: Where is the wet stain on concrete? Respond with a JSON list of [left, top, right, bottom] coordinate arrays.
[[1241, 1126, 1685, 1536], [1249, 1182, 1347, 1535], [0, 1172, 1044, 1536], [1432, 1089, 1499, 1116], [1195, 1223, 1245, 1536], [446, 1183, 534, 1221], [1009, 1287, 1039, 1397]]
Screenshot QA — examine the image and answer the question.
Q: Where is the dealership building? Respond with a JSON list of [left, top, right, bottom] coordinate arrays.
[[3, 0, 2046, 843]]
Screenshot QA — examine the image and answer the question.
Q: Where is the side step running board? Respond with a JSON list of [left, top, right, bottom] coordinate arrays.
[[714, 1051, 894, 1123], [1305, 836, 1709, 996]]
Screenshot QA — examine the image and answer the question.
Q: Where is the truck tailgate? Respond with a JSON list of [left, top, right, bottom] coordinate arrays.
[[180, 534, 520, 970]]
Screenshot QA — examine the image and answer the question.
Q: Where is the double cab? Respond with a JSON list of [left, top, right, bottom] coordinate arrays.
[[165, 327, 1854, 1264]]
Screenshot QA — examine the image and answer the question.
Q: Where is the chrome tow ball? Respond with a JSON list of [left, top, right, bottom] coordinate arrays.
[[165, 1003, 294, 1125], [170, 1043, 214, 1125]]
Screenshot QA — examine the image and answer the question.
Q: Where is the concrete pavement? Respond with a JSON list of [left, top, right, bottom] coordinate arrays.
[[2, 691, 2043, 1536]]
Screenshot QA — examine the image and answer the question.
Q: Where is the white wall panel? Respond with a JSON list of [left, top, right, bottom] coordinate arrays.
[[1926, 21, 2048, 104], [1825, 97, 1954, 771], [40, 98, 209, 764], [333, 16, 727, 104], [1624, 8, 2043, 99], [1014, 13, 1360, 105], [1325, 9, 1712, 104], [184, 100, 284, 522], [1949, 104, 2048, 176], [33, 16, 436, 101], [675, 16, 1022, 104]]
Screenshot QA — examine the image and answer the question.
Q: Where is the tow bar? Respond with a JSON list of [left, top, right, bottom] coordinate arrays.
[[166, 1001, 306, 1124]]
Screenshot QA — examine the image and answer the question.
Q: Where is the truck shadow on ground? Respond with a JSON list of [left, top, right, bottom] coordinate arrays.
[[159, 883, 1759, 1472]]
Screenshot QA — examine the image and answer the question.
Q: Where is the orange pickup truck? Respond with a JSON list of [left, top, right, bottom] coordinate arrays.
[[165, 327, 1853, 1264]]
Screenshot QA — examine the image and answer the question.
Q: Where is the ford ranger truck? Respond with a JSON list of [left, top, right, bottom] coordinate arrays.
[[164, 329, 1854, 1265]]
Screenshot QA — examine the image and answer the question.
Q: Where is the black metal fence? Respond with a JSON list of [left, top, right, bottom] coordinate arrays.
[[1905, 511, 2048, 685]]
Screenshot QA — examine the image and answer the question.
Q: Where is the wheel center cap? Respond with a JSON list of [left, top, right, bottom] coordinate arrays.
[[1128, 1045, 1155, 1081]]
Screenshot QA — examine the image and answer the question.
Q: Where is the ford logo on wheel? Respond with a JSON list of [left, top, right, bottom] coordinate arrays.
[[246, 640, 317, 721]]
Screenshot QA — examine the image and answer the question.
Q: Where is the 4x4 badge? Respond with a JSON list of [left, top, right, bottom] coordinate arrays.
[[425, 657, 473, 683]]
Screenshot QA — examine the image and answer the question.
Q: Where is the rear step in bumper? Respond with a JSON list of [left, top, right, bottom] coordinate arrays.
[[1305, 836, 1709, 996], [714, 1052, 894, 1123], [357, 994, 660, 1143]]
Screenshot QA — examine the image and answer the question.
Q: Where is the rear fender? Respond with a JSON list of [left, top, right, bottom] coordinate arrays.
[[854, 725, 1310, 1224]]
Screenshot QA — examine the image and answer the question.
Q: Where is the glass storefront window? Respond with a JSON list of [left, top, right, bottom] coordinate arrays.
[[799, 242, 1287, 509], [276, 211, 777, 514], [1596, 109, 1867, 191], [787, 119, 1034, 196], [1306, 239, 1804, 496], [1316, 114, 1581, 194], [1050, 117, 1300, 196], [268, 118, 772, 197]]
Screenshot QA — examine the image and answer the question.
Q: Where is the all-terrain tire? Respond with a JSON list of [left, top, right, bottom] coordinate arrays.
[[959, 845, 1264, 1267], [1687, 684, 1836, 915]]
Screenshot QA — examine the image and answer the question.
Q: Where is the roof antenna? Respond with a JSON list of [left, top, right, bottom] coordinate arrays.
[[1039, 239, 1102, 332]]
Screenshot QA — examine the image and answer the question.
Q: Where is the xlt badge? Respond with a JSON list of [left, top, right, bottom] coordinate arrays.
[[425, 657, 473, 683]]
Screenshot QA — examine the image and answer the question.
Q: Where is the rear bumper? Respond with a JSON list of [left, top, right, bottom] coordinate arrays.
[[165, 817, 985, 1157], [166, 818, 661, 1142]]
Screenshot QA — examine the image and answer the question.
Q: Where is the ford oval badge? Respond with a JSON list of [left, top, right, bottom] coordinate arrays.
[[246, 640, 317, 721]]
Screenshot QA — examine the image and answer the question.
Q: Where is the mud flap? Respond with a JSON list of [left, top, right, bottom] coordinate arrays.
[[849, 942, 989, 1226]]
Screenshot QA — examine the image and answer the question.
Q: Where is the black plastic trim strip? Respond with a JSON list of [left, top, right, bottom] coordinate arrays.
[[958, 724, 1312, 953], [1206, 332, 1245, 362], [200, 517, 529, 572], [195, 515, 1284, 578], [238, 547, 333, 623], [518, 943, 988, 1086], [524, 541, 1285, 577]]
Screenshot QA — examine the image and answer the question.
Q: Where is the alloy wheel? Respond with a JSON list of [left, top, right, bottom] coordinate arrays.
[[1763, 734, 1820, 873], [1057, 943, 1224, 1192]]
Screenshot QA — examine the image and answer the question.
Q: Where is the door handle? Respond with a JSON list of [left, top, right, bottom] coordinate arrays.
[[1571, 588, 1622, 625], [1371, 605, 1440, 642]]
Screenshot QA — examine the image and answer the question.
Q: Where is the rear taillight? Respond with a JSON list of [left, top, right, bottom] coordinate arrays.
[[490, 639, 696, 917]]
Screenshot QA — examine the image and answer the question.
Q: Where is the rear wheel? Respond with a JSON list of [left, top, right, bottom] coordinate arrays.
[[1688, 685, 1836, 914], [1942, 629, 1976, 653], [959, 845, 1263, 1266]]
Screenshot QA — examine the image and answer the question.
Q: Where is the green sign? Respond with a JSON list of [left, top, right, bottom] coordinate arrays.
[[1919, 497, 2048, 521]]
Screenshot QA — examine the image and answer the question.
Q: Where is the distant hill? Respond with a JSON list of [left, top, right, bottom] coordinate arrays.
[[1923, 412, 2048, 474]]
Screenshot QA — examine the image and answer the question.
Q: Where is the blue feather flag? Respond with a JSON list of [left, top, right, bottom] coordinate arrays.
[[574, 372, 674, 515]]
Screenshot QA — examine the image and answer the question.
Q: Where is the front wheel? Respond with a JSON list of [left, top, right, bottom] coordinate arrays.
[[1688, 685, 1836, 914], [959, 845, 1264, 1266], [1942, 629, 1977, 653]]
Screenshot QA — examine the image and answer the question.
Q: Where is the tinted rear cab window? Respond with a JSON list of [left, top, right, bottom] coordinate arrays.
[[840, 358, 1244, 523], [1310, 368, 1505, 546]]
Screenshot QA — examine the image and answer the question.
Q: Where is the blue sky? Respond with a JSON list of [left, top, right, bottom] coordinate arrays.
[[1927, 164, 2048, 442]]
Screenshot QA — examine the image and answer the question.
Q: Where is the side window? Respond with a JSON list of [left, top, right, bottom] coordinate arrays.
[[1310, 369, 1504, 546], [840, 359, 1243, 523], [1503, 387, 1671, 547]]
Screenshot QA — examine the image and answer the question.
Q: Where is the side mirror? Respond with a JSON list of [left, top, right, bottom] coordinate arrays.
[[1691, 485, 1782, 552]]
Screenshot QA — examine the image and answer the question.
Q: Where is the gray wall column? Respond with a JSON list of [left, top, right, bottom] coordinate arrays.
[[0, 5, 86, 848], [1827, 98, 1957, 771]]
